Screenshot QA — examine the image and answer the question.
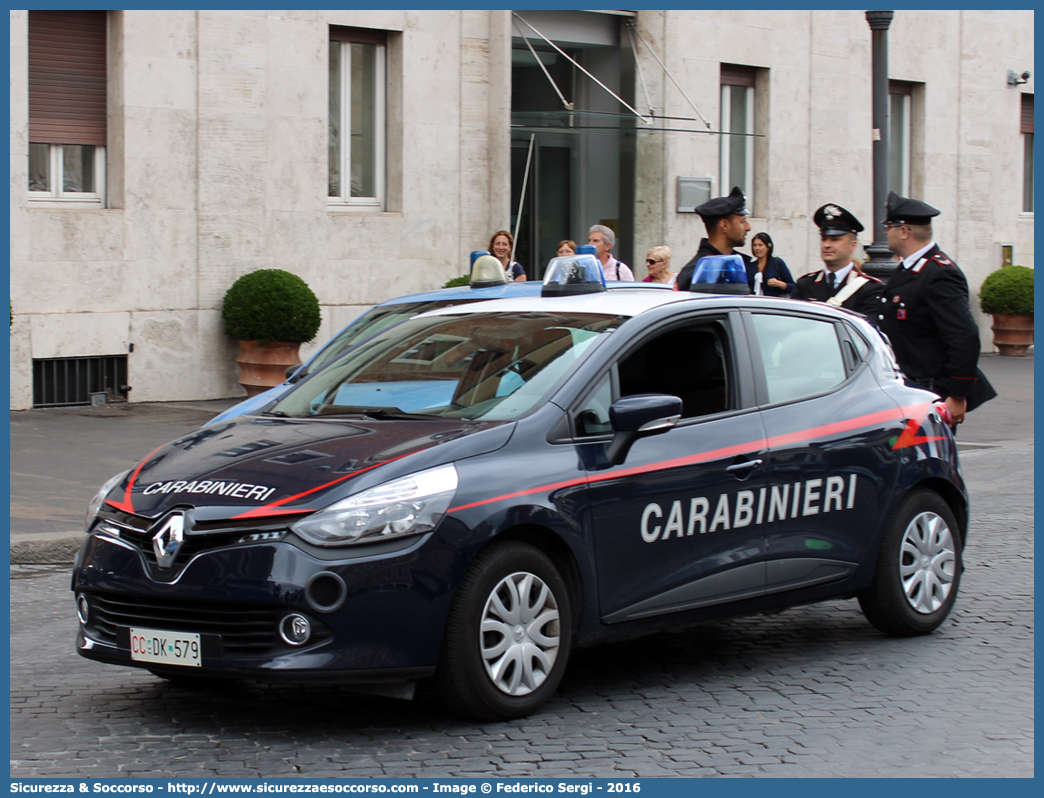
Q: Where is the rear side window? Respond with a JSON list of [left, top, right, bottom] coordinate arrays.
[[751, 313, 846, 404]]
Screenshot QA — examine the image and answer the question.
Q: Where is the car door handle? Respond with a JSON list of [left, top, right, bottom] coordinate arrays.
[[726, 459, 764, 474]]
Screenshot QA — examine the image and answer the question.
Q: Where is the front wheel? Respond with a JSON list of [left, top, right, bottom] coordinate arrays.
[[437, 541, 572, 720], [859, 489, 962, 636]]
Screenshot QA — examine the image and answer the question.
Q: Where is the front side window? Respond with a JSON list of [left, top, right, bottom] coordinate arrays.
[[751, 314, 847, 405], [28, 10, 107, 205], [720, 65, 756, 210], [573, 321, 733, 438], [329, 27, 386, 207], [618, 323, 731, 419], [273, 311, 625, 422]]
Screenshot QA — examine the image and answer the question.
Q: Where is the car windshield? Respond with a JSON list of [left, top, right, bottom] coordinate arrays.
[[302, 299, 479, 376], [272, 311, 625, 421]]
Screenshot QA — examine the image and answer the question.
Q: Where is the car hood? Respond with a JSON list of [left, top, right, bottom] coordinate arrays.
[[103, 416, 514, 522]]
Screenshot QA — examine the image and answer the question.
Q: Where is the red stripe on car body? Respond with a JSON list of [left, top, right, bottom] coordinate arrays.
[[450, 401, 938, 513]]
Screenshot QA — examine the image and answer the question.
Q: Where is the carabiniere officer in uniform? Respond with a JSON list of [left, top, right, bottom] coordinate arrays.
[[793, 203, 884, 316], [876, 191, 996, 425]]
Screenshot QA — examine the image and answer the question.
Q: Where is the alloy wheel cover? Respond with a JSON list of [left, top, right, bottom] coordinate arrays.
[[480, 571, 561, 696], [900, 511, 957, 614]]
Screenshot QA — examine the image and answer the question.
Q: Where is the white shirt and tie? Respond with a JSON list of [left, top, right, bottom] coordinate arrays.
[[825, 262, 856, 290], [900, 241, 937, 271]]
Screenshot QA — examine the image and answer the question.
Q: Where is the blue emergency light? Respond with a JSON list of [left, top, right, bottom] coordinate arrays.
[[688, 254, 751, 294]]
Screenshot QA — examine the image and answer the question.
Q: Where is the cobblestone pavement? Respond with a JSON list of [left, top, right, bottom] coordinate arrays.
[[10, 439, 1032, 778]]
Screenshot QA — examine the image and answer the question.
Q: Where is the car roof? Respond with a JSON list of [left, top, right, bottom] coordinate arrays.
[[417, 289, 866, 324], [419, 288, 705, 318], [376, 280, 674, 307]]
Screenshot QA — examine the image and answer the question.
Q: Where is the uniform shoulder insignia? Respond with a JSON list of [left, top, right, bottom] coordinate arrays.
[[798, 270, 820, 280], [928, 252, 954, 267], [860, 273, 882, 283]]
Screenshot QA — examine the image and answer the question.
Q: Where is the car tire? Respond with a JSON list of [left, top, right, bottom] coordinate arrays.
[[859, 489, 962, 636], [437, 541, 572, 720]]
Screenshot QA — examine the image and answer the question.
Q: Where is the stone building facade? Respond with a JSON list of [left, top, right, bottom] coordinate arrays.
[[9, 9, 1034, 409]]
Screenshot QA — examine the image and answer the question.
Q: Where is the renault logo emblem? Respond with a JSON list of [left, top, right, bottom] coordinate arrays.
[[152, 513, 185, 569]]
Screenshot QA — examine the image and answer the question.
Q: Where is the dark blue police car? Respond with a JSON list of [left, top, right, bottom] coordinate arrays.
[[73, 262, 966, 720]]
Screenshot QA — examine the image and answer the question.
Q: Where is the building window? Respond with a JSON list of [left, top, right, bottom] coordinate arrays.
[[888, 81, 914, 197], [329, 27, 386, 208], [720, 65, 756, 211], [1022, 94, 1033, 213], [28, 10, 107, 205]]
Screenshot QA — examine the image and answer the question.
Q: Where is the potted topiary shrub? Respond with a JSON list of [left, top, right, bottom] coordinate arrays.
[[222, 269, 322, 395], [979, 265, 1034, 356]]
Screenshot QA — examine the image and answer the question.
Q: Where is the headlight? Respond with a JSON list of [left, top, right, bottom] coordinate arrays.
[[86, 470, 130, 528], [291, 464, 459, 547]]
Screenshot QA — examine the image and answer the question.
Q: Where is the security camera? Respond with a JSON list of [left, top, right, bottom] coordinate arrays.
[[1008, 70, 1031, 87]]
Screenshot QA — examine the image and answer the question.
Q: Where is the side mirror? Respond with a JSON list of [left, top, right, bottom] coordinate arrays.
[[286, 365, 304, 382], [605, 394, 682, 465]]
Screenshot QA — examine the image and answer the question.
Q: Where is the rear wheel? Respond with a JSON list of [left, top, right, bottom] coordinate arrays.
[[437, 541, 572, 720], [859, 489, 962, 636]]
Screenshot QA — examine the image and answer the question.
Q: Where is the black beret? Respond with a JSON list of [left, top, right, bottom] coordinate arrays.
[[814, 203, 864, 236], [884, 191, 940, 226], [694, 186, 750, 220]]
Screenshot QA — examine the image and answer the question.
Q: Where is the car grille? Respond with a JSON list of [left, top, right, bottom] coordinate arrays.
[[118, 526, 244, 568], [86, 591, 280, 656], [95, 507, 308, 581]]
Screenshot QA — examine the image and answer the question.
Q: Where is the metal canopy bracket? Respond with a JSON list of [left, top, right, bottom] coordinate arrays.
[[625, 21, 712, 130]]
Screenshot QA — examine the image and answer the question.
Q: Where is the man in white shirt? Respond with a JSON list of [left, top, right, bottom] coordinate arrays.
[[587, 225, 634, 281]]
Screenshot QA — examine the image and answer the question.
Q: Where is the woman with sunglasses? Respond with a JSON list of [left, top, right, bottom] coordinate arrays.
[[641, 245, 677, 284]]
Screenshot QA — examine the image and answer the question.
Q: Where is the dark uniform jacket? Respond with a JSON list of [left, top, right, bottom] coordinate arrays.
[[793, 266, 884, 318], [876, 245, 991, 405], [677, 239, 753, 291]]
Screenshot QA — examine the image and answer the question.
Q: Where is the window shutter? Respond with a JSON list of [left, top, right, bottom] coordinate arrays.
[[1021, 94, 1033, 134], [720, 64, 756, 88], [28, 10, 107, 146]]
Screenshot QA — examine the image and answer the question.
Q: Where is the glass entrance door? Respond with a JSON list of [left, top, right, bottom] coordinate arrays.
[[511, 142, 572, 281]]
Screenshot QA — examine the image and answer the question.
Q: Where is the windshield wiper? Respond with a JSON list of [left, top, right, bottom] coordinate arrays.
[[315, 405, 443, 420], [261, 410, 290, 417]]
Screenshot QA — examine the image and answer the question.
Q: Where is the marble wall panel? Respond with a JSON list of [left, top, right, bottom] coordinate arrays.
[[123, 56, 198, 111], [196, 309, 245, 399], [28, 212, 125, 264], [122, 10, 197, 61], [9, 316, 33, 410], [123, 210, 197, 265], [128, 310, 207, 402], [31, 312, 130, 359], [266, 117, 327, 213], [127, 154, 198, 213]]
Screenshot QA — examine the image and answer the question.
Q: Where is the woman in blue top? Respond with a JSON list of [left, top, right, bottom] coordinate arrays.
[[489, 230, 527, 282], [747, 232, 794, 297]]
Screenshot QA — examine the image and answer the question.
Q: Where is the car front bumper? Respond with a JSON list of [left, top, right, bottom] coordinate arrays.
[[71, 528, 463, 681]]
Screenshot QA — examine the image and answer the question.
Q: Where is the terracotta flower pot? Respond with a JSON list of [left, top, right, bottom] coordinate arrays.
[[990, 313, 1034, 357], [235, 340, 302, 396]]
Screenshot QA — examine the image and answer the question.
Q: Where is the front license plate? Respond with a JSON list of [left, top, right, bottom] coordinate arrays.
[[128, 627, 202, 667]]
